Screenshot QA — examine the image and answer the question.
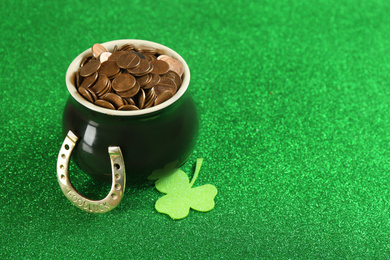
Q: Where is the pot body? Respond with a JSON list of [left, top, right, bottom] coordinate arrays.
[[62, 39, 198, 184], [62, 91, 198, 183]]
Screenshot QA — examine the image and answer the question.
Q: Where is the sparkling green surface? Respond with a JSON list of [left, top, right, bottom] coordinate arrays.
[[2, 0, 390, 258]]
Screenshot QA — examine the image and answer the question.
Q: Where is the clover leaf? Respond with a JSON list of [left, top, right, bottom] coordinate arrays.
[[154, 158, 218, 219]]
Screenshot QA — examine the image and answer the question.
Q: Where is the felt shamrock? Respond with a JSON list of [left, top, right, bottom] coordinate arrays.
[[155, 158, 218, 219]]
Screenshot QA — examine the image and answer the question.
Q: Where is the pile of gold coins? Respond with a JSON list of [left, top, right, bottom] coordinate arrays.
[[75, 43, 184, 110]]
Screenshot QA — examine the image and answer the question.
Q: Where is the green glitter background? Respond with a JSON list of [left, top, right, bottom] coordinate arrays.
[[1, 0, 390, 258]]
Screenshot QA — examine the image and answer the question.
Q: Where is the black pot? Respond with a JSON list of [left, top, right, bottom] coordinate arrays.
[[63, 39, 198, 184]]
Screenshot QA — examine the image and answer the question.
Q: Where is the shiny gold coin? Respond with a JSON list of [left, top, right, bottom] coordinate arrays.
[[112, 73, 136, 92], [92, 44, 108, 58], [118, 104, 139, 110], [79, 72, 98, 89], [100, 93, 124, 109], [157, 55, 184, 77], [95, 99, 116, 110], [150, 60, 170, 75], [155, 90, 173, 106], [99, 60, 121, 78], [116, 52, 140, 69], [80, 59, 101, 77]]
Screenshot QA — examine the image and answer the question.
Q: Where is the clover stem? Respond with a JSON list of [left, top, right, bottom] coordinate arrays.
[[189, 158, 203, 187]]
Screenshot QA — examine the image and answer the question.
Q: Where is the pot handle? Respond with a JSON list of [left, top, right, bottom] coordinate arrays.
[[56, 130, 126, 213]]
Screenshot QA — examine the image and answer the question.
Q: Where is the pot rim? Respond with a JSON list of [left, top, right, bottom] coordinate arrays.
[[65, 39, 191, 116]]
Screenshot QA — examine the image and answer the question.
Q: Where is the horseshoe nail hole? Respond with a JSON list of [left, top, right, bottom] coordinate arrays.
[[64, 144, 70, 150], [60, 165, 65, 170], [115, 173, 120, 180], [61, 154, 66, 159], [111, 193, 118, 200], [61, 174, 65, 180], [115, 183, 121, 190], [114, 163, 120, 170]]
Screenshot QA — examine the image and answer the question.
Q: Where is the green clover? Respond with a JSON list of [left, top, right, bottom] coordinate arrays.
[[155, 158, 218, 219]]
